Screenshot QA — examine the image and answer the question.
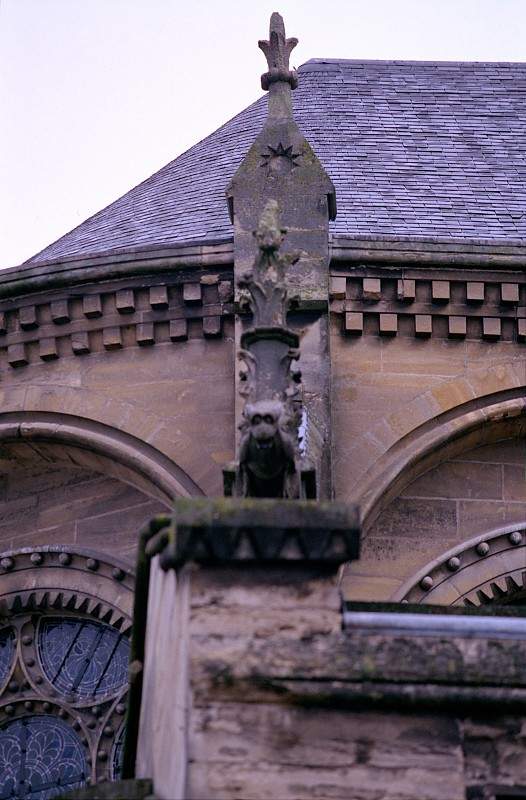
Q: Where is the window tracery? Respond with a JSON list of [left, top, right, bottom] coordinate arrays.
[[392, 523, 526, 606], [0, 547, 134, 800]]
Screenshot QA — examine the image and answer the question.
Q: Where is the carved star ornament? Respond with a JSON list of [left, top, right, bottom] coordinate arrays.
[[260, 142, 301, 174]]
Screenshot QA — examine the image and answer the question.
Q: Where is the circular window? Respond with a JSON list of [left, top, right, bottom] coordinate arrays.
[[0, 547, 134, 799], [38, 618, 129, 702], [0, 715, 88, 799], [392, 524, 526, 606]]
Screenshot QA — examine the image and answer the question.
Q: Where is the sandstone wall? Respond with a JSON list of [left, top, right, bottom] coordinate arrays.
[[0, 267, 235, 565], [0, 457, 165, 564], [136, 559, 526, 800], [344, 438, 526, 602], [330, 268, 526, 518]]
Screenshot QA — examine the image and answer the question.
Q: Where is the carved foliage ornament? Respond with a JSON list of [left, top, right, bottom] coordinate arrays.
[[258, 12, 298, 90], [226, 200, 315, 499]]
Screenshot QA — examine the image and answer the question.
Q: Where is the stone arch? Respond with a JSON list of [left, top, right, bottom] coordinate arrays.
[[342, 398, 526, 604], [0, 411, 205, 564], [0, 411, 204, 504], [339, 359, 525, 526], [357, 391, 526, 532], [0, 374, 225, 498], [391, 523, 526, 606]]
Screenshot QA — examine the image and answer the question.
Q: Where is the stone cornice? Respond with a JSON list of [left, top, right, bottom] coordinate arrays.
[[6, 235, 526, 303], [3, 240, 234, 301], [144, 498, 360, 568], [330, 267, 526, 342], [331, 235, 526, 268]]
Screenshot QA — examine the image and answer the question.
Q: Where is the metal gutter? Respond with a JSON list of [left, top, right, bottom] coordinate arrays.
[[343, 610, 526, 640]]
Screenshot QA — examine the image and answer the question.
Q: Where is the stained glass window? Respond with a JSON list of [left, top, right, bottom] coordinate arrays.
[[112, 724, 126, 781], [0, 629, 14, 690], [0, 548, 133, 797], [38, 619, 129, 701], [0, 615, 130, 798], [0, 715, 87, 800]]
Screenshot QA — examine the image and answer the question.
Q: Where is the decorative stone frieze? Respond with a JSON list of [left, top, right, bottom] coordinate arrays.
[[0, 271, 234, 369], [332, 270, 526, 342], [140, 498, 360, 568]]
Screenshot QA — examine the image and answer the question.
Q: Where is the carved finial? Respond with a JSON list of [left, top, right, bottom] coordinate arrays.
[[258, 12, 298, 91]]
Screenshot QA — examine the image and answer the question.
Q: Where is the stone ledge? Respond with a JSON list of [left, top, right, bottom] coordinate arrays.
[[191, 626, 526, 710], [155, 498, 360, 567]]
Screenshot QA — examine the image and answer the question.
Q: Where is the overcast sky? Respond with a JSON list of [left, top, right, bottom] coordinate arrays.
[[1, 0, 525, 268]]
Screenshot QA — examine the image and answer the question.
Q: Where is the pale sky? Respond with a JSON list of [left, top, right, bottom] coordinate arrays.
[[1, 0, 525, 267]]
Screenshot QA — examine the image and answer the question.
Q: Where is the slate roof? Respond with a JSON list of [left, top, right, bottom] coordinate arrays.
[[27, 59, 526, 265]]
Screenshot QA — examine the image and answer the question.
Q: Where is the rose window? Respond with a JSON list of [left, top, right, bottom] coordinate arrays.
[[0, 547, 134, 800]]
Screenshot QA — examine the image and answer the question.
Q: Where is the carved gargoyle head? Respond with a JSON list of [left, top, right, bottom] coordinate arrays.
[[244, 399, 284, 449]]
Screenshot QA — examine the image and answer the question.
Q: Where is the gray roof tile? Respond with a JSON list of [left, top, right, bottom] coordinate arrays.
[[27, 59, 526, 265]]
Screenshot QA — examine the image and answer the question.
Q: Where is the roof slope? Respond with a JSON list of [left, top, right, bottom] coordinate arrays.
[[27, 59, 526, 265]]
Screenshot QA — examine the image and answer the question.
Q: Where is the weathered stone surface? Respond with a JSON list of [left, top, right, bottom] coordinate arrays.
[[150, 498, 359, 567], [135, 560, 190, 800], [188, 704, 464, 800], [190, 629, 526, 697]]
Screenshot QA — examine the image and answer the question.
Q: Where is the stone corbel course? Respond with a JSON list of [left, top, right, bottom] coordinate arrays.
[[330, 271, 526, 342], [0, 272, 234, 370]]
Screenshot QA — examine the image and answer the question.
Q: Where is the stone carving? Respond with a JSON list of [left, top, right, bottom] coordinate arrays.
[[227, 13, 336, 497], [260, 142, 301, 175], [238, 400, 298, 498], [237, 199, 298, 329], [224, 199, 316, 499], [258, 12, 298, 90]]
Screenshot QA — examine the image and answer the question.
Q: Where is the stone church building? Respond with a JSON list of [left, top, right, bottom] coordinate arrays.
[[0, 12, 525, 800]]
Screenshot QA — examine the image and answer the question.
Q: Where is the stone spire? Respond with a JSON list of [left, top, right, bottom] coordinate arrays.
[[226, 12, 336, 498]]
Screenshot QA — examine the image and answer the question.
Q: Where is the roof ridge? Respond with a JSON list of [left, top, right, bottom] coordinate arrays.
[[301, 57, 526, 67]]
